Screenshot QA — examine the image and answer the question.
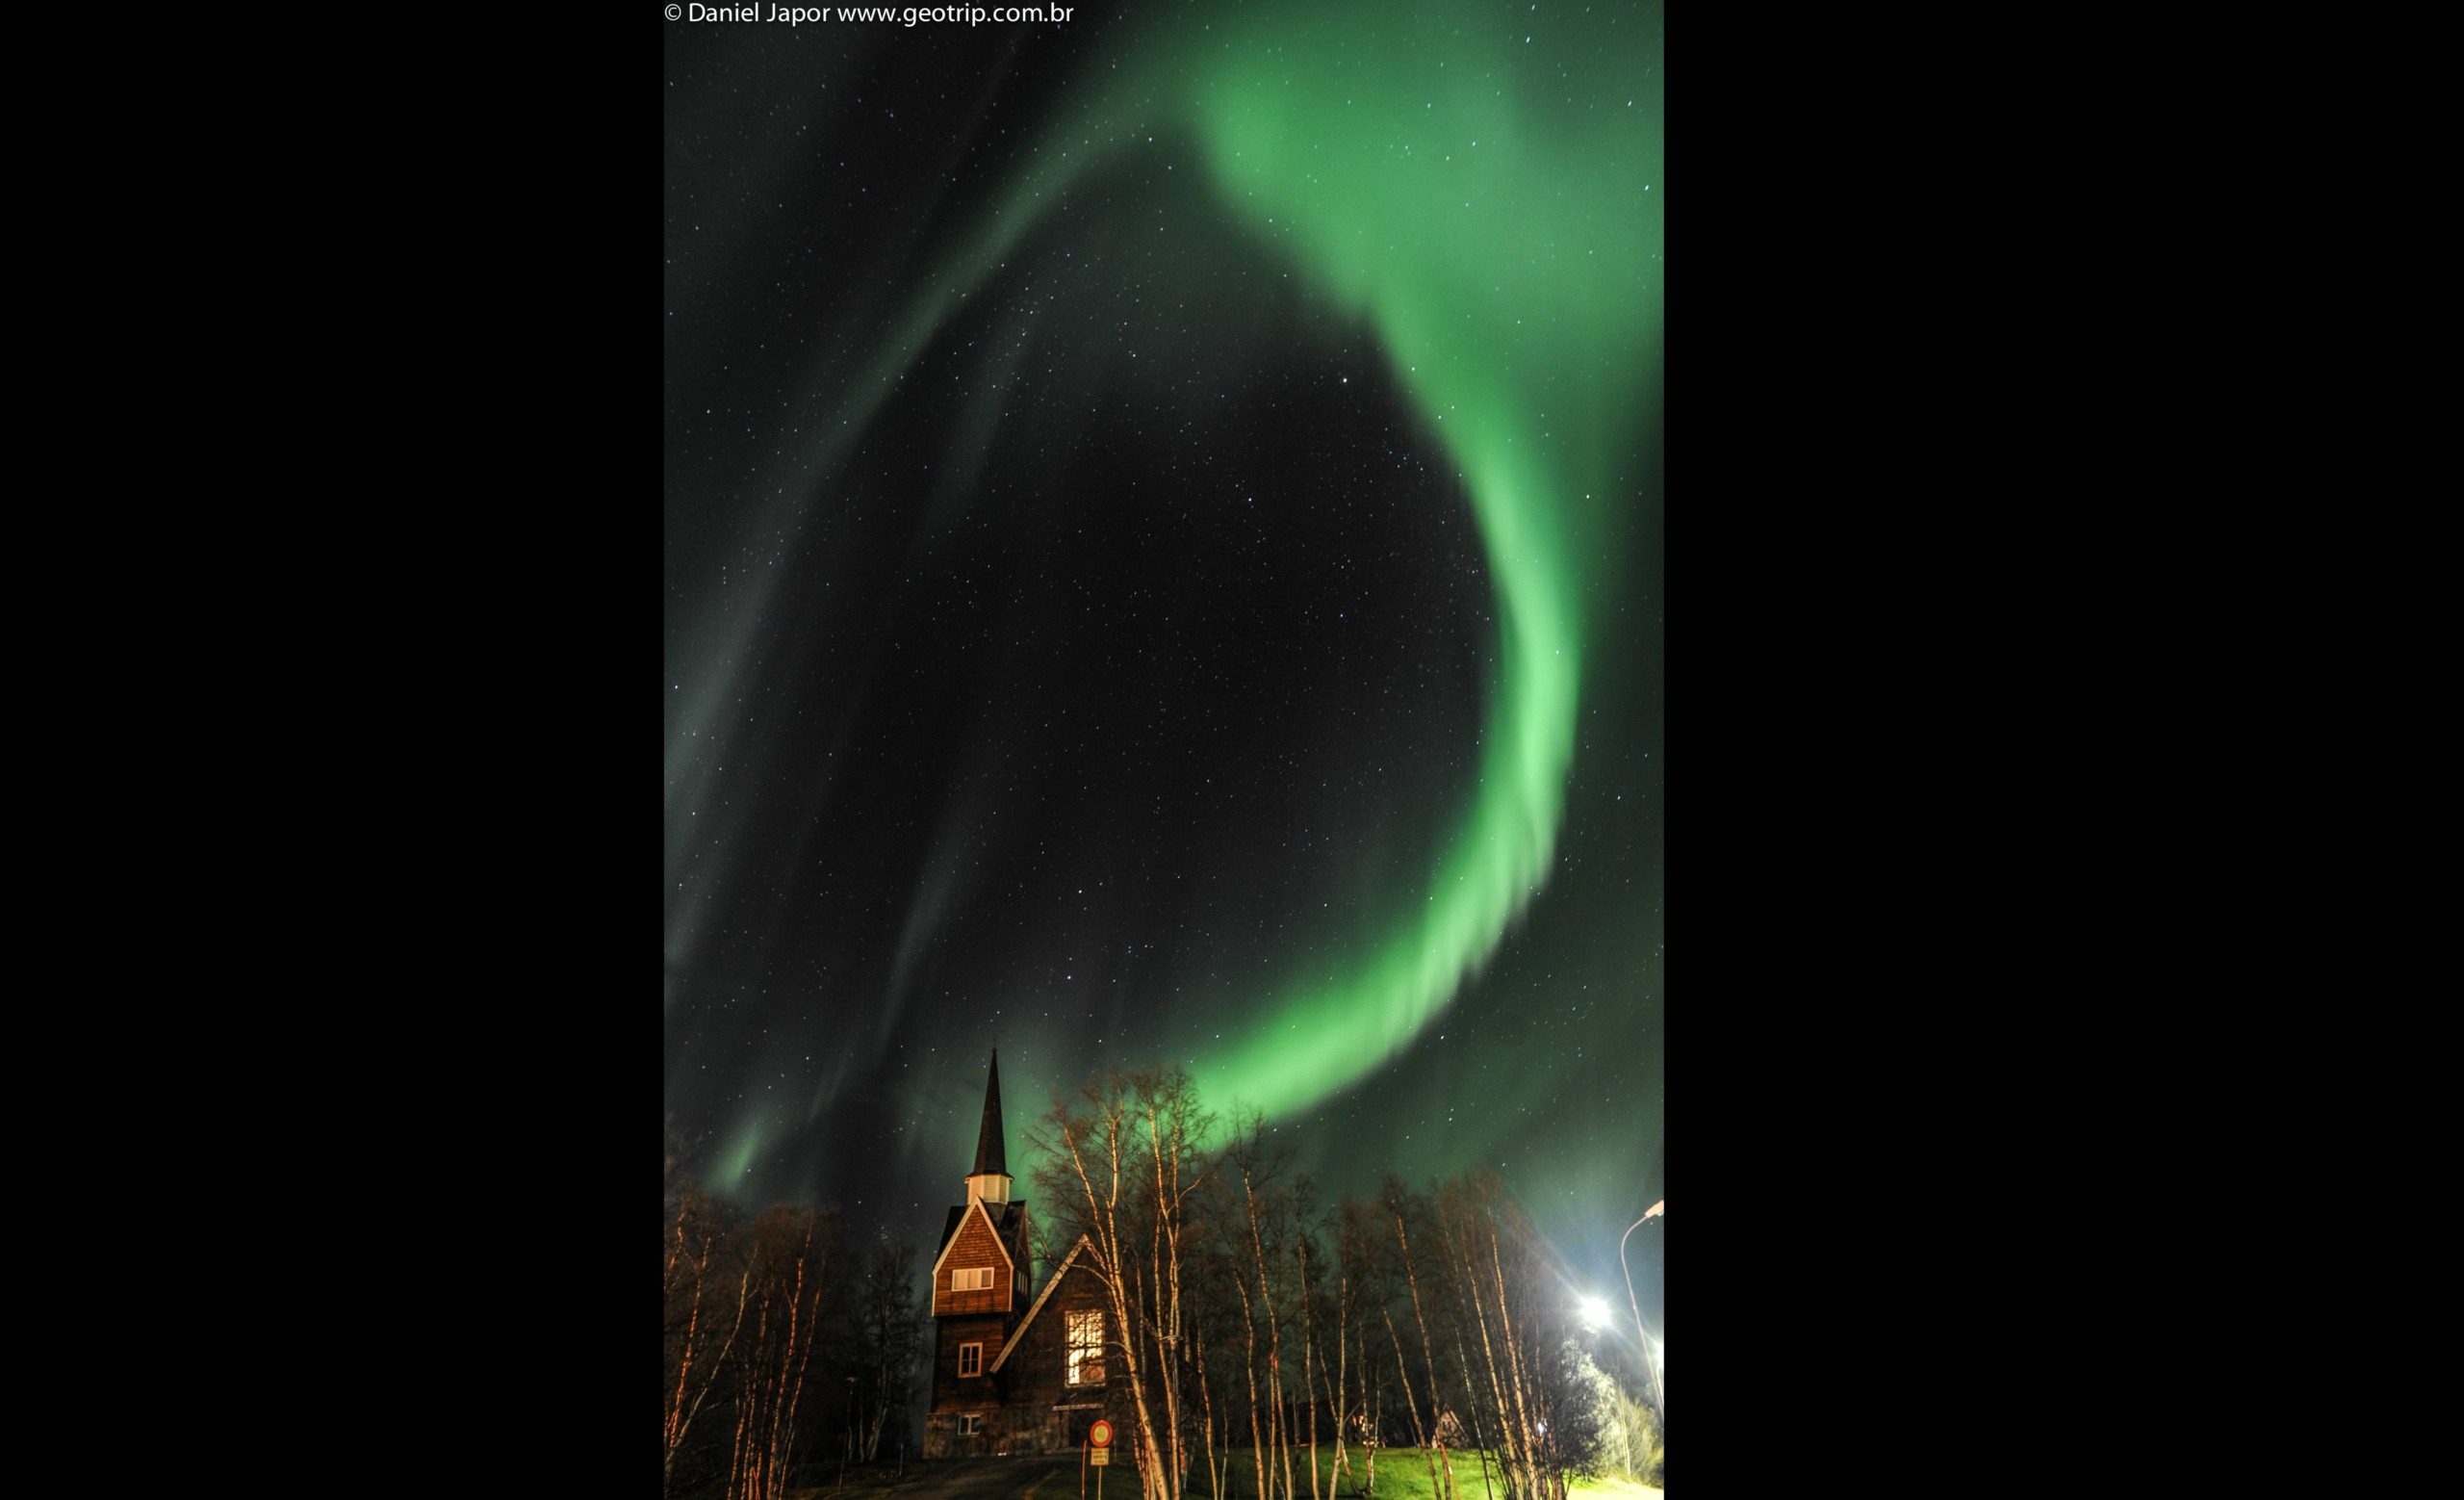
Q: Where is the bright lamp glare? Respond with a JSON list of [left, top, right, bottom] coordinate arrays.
[[1578, 1296, 1610, 1329]]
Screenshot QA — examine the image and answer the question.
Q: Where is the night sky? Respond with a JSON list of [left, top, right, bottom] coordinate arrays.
[[665, 0, 1662, 1316]]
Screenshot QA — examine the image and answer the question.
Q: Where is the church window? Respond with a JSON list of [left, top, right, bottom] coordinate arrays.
[[1066, 1308, 1105, 1385], [960, 1342, 983, 1378]]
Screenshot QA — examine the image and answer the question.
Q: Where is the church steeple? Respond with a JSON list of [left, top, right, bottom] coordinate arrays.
[[964, 1050, 1012, 1203]]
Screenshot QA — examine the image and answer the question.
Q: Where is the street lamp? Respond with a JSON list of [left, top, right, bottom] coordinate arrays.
[[1619, 1201, 1664, 1425]]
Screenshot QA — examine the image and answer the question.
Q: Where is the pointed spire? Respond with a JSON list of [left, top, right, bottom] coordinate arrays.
[[971, 1049, 1007, 1178]]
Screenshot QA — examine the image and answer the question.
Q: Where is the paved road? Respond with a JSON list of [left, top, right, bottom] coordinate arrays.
[[862, 1456, 1082, 1500]]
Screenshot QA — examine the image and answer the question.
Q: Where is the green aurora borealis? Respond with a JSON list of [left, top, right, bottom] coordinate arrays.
[[1183, 6, 1660, 1116], [666, 0, 1661, 1254], [907, 0, 1663, 1121]]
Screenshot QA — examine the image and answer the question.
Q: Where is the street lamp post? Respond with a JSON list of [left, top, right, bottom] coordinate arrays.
[[1619, 1202, 1664, 1426]]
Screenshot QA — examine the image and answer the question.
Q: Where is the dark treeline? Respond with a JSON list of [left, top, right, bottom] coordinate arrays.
[[664, 1067, 1660, 1500], [664, 1138, 931, 1500]]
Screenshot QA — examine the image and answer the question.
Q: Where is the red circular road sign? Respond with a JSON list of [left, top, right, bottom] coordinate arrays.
[[1090, 1420, 1114, 1448]]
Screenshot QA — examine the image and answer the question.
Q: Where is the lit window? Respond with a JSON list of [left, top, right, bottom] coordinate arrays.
[[951, 1267, 995, 1291], [960, 1342, 983, 1378], [1066, 1308, 1105, 1385]]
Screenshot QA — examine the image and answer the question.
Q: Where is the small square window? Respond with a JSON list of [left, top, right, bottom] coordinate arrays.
[[959, 1414, 982, 1436], [960, 1342, 983, 1378]]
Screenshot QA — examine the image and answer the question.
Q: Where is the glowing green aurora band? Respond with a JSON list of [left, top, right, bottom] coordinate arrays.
[[843, 1, 1661, 1125]]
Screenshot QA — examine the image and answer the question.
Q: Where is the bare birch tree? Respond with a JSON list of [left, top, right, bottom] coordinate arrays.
[[1223, 1118, 1301, 1500], [1290, 1180, 1325, 1500], [667, 1186, 750, 1498], [725, 1204, 838, 1500], [1382, 1179, 1456, 1500]]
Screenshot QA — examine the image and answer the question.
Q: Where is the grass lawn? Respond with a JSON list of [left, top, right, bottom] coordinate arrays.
[[1567, 1477, 1663, 1499], [1181, 1448, 1658, 1500], [800, 1447, 1660, 1500]]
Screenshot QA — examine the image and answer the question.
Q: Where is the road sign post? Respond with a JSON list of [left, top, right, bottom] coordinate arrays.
[[1089, 1417, 1113, 1500]]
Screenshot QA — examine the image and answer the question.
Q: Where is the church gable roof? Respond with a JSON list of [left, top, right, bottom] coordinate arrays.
[[930, 1198, 1016, 1282], [937, 1200, 1027, 1257], [988, 1232, 1094, 1373]]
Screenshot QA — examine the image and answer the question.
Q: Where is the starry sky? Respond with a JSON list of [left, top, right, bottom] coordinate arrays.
[[665, 0, 1661, 1311]]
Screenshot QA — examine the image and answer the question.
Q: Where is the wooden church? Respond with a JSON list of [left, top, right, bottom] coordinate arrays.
[[924, 1052, 1125, 1459]]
